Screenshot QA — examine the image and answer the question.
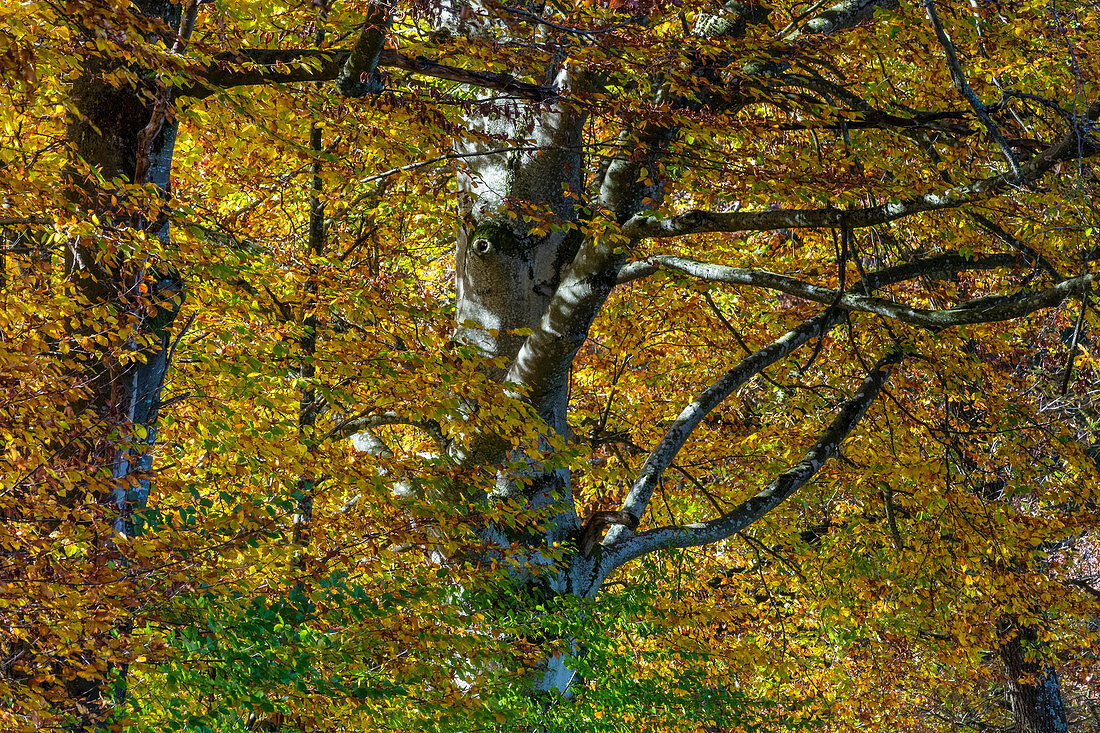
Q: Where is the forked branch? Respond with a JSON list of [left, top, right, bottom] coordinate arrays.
[[604, 308, 841, 546], [604, 250, 1061, 550], [604, 352, 902, 571]]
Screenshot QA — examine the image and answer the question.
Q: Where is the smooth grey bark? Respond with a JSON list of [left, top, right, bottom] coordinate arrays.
[[434, 0, 1100, 703], [454, 63, 589, 401], [615, 255, 1094, 330], [439, 0, 912, 698], [449, 62, 602, 695]]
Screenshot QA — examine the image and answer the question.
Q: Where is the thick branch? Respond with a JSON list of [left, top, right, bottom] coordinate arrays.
[[604, 353, 901, 570], [171, 0, 199, 54], [606, 309, 838, 542], [497, 4, 644, 36], [800, 0, 897, 36], [185, 48, 556, 101], [616, 251, 1019, 285], [622, 103, 1100, 240], [504, 238, 627, 412], [334, 3, 391, 97], [618, 254, 1092, 329], [770, 0, 899, 40], [774, 109, 971, 135], [605, 251, 1048, 547]]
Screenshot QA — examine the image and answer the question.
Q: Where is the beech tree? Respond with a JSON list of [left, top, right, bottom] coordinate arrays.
[[2, 0, 1099, 730]]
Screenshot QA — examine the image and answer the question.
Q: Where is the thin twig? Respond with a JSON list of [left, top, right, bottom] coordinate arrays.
[[497, 4, 642, 36], [1059, 288, 1090, 395]]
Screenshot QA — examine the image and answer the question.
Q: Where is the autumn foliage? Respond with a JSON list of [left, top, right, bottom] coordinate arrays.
[[2, 0, 1100, 731]]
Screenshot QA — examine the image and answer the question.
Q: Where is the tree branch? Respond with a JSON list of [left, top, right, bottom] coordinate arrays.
[[771, 73, 971, 136], [171, 0, 200, 54], [622, 102, 1100, 240], [616, 251, 1019, 285], [334, 3, 391, 97], [799, 0, 898, 36], [323, 411, 447, 451], [604, 352, 901, 570], [496, 4, 643, 36], [616, 254, 1093, 329], [605, 309, 840, 545], [773, 109, 971, 135], [922, 0, 1022, 177], [597, 1, 772, 220], [503, 238, 627, 413], [0, 217, 50, 226], [184, 48, 556, 101], [604, 250, 1054, 548], [965, 211, 1061, 278]]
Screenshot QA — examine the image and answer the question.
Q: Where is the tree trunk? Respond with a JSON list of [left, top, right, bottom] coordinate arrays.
[[452, 65, 595, 695], [60, 1, 184, 727], [998, 618, 1069, 733], [445, 1, 767, 700]]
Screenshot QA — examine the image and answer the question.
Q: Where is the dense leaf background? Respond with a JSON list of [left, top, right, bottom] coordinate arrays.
[[2, 0, 1099, 730]]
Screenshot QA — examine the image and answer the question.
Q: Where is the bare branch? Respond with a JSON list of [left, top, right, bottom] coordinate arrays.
[[771, 73, 971, 136], [604, 352, 901, 570], [1059, 288, 1091, 395], [965, 211, 1061, 278], [773, 109, 971, 135]]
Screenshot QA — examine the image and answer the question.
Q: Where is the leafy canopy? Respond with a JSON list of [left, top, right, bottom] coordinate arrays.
[[1, 0, 1099, 730]]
